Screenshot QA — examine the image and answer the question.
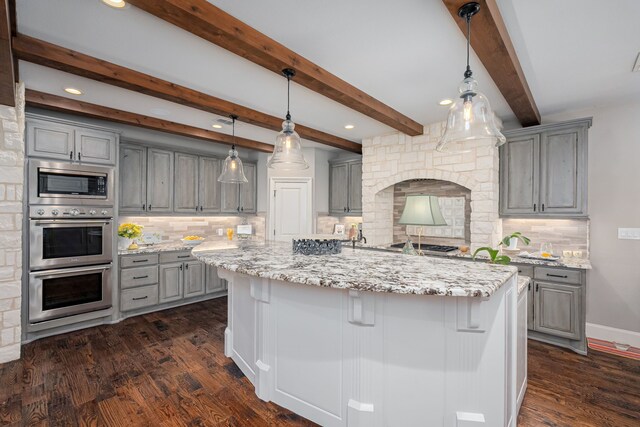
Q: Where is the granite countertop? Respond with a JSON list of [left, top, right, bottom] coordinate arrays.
[[118, 241, 196, 255], [518, 276, 531, 296], [357, 243, 592, 270], [193, 240, 517, 298]]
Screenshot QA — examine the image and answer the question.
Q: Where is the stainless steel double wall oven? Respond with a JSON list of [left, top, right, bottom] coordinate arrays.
[[28, 160, 115, 324]]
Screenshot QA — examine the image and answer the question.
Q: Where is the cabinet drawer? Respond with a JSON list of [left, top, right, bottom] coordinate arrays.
[[515, 265, 533, 278], [160, 251, 194, 264], [120, 266, 158, 289], [120, 254, 159, 268], [121, 284, 158, 312], [534, 267, 581, 285]]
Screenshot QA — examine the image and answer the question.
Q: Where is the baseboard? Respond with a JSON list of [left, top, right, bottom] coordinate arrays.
[[586, 323, 640, 348]]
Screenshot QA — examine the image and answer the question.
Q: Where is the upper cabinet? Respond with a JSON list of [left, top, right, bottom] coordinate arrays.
[[329, 159, 362, 215], [119, 142, 257, 216], [500, 118, 591, 218], [26, 115, 118, 165]]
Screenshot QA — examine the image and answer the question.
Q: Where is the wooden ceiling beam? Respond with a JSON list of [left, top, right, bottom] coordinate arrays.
[[442, 0, 540, 126], [13, 34, 361, 154], [25, 90, 274, 153], [0, 0, 15, 106], [126, 0, 424, 136]]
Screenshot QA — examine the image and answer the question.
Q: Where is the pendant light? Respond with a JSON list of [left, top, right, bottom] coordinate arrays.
[[217, 115, 249, 184], [267, 68, 309, 170], [437, 2, 506, 153]]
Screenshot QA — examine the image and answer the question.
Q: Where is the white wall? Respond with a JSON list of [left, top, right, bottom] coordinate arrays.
[[542, 101, 640, 339]]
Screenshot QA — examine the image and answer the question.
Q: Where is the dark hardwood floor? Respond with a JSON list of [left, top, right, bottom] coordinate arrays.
[[0, 297, 638, 426]]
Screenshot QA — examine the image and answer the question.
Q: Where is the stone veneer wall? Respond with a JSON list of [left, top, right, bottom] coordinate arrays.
[[502, 218, 589, 256], [0, 84, 25, 364], [393, 179, 471, 246], [119, 214, 267, 242], [362, 122, 502, 249]]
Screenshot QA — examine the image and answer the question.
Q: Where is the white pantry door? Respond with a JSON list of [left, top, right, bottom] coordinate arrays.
[[271, 179, 312, 242]]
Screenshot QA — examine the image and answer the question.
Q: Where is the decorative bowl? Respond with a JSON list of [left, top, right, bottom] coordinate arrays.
[[181, 237, 205, 247]]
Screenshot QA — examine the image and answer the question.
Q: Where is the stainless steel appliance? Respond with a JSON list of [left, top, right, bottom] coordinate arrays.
[[29, 263, 113, 323], [29, 206, 114, 270], [29, 159, 114, 206]]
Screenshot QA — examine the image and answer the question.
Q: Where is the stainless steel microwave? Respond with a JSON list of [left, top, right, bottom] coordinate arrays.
[[29, 160, 114, 206]]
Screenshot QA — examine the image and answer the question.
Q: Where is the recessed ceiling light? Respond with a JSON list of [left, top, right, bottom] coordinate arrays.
[[212, 124, 223, 129], [439, 99, 453, 106], [64, 87, 83, 95], [101, 0, 127, 8], [344, 124, 355, 130]]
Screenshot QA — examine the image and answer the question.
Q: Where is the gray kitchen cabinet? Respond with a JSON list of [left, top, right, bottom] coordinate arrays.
[[199, 157, 222, 213], [159, 262, 184, 303], [500, 118, 591, 217], [174, 152, 200, 213], [184, 261, 205, 298], [221, 161, 257, 214], [74, 129, 117, 165], [26, 115, 118, 165], [146, 148, 174, 213], [119, 144, 147, 212], [329, 159, 362, 215], [534, 281, 582, 340], [205, 264, 226, 294]]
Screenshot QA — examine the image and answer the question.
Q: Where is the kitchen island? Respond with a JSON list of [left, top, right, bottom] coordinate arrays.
[[193, 241, 519, 427]]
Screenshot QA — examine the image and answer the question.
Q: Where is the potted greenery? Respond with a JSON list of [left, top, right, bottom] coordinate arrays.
[[472, 232, 531, 265], [118, 223, 143, 250]]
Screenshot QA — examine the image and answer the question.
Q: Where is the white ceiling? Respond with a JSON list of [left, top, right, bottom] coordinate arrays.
[[15, 0, 640, 150]]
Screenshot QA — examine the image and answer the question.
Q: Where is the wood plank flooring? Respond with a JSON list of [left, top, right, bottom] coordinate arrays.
[[0, 297, 638, 426]]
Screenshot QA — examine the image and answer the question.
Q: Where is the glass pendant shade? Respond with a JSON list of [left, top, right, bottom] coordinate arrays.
[[437, 77, 506, 152], [218, 146, 248, 183], [267, 119, 309, 170]]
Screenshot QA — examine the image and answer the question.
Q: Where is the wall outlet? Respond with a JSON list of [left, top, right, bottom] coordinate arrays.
[[572, 250, 583, 258], [618, 228, 640, 240], [217, 228, 224, 236]]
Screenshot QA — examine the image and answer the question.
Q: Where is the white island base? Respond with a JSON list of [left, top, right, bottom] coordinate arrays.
[[219, 269, 518, 427]]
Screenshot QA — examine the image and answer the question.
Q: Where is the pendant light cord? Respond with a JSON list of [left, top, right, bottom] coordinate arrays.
[[230, 114, 237, 150], [464, 12, 473, 78], [286, 73, 292, 121]]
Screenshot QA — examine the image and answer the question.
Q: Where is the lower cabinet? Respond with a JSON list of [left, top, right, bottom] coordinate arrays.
[[533, 281, 581, 340], [120, 250, 226, 315]]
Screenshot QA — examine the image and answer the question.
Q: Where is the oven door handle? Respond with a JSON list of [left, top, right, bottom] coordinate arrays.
[[33, 219, 113, 226], [30, 264, 113, 277]]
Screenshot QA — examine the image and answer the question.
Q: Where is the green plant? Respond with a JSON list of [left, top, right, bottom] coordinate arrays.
[[472, 247, 511, 265], [118, 223, 143, 239], [500, 231, 531, 247]]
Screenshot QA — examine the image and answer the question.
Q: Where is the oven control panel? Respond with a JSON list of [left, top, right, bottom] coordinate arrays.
[[30, 206, 114, 219]]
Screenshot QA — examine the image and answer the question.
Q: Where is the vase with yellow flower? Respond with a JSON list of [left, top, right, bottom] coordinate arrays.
[[118, 223, 144, 250]]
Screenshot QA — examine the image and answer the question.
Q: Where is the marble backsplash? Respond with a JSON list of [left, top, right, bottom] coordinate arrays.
[[119, 214, 266, 242], [502, 218, 589, 257]]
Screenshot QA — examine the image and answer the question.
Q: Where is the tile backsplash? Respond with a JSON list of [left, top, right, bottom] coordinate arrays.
[[502, 218, 589, 257], [316, 214, 363, 236], [119, 214, 266, 242]]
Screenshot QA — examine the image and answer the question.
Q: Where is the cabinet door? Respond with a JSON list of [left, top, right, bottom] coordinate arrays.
[[159, 263, 183, 303], [527, 281, 534, 331], [221, 182, 240, 213], [516, 288, 528, 410], [239, 162, 257, 213], [205, 264, 225, 294], [500, 135, 540, 215], [146, 148, 174, 213], [119, 144, 147, 213], [27, 120, 75, 161], [329, 163, 349, 215], [539, 127, 586, 215], [75, 129, 117, 165], [174, 152, 199, 213], [184, 261, 205, 298], [347, 161, 362, 214], [534, 281, 582, 340], [199, 157, 222, 213]]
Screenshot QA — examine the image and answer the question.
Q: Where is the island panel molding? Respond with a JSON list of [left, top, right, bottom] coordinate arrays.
[[13, 34, 361, 153], [125, 0, 424, 136]]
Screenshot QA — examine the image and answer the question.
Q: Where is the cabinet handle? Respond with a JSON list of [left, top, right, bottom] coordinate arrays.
[[133, 275, 149, 279], [533, 203, 536, 212], [241, 207, 244, 212], [528, 283, 531, 291], [69, 150, 74, 160], [78, 152, 82, 161], [132, 259, 148, 263], [179, 265, 183, 271], [185, 264, 189, 270], [177, 255, 190, 259], [142, 204, 146, 211], [132, 296, 148, 301], [343, 207, 347, 212], [546, 273, 568, 279], [148, 205, 152, 211], [195, 206, 198, 212], [536, 283, 539, 292], [200, 206, 203, 211], [542, 204, 545, 212]]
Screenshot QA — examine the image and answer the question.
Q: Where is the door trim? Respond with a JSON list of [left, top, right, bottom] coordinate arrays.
[[268, 177, 313, 241]]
